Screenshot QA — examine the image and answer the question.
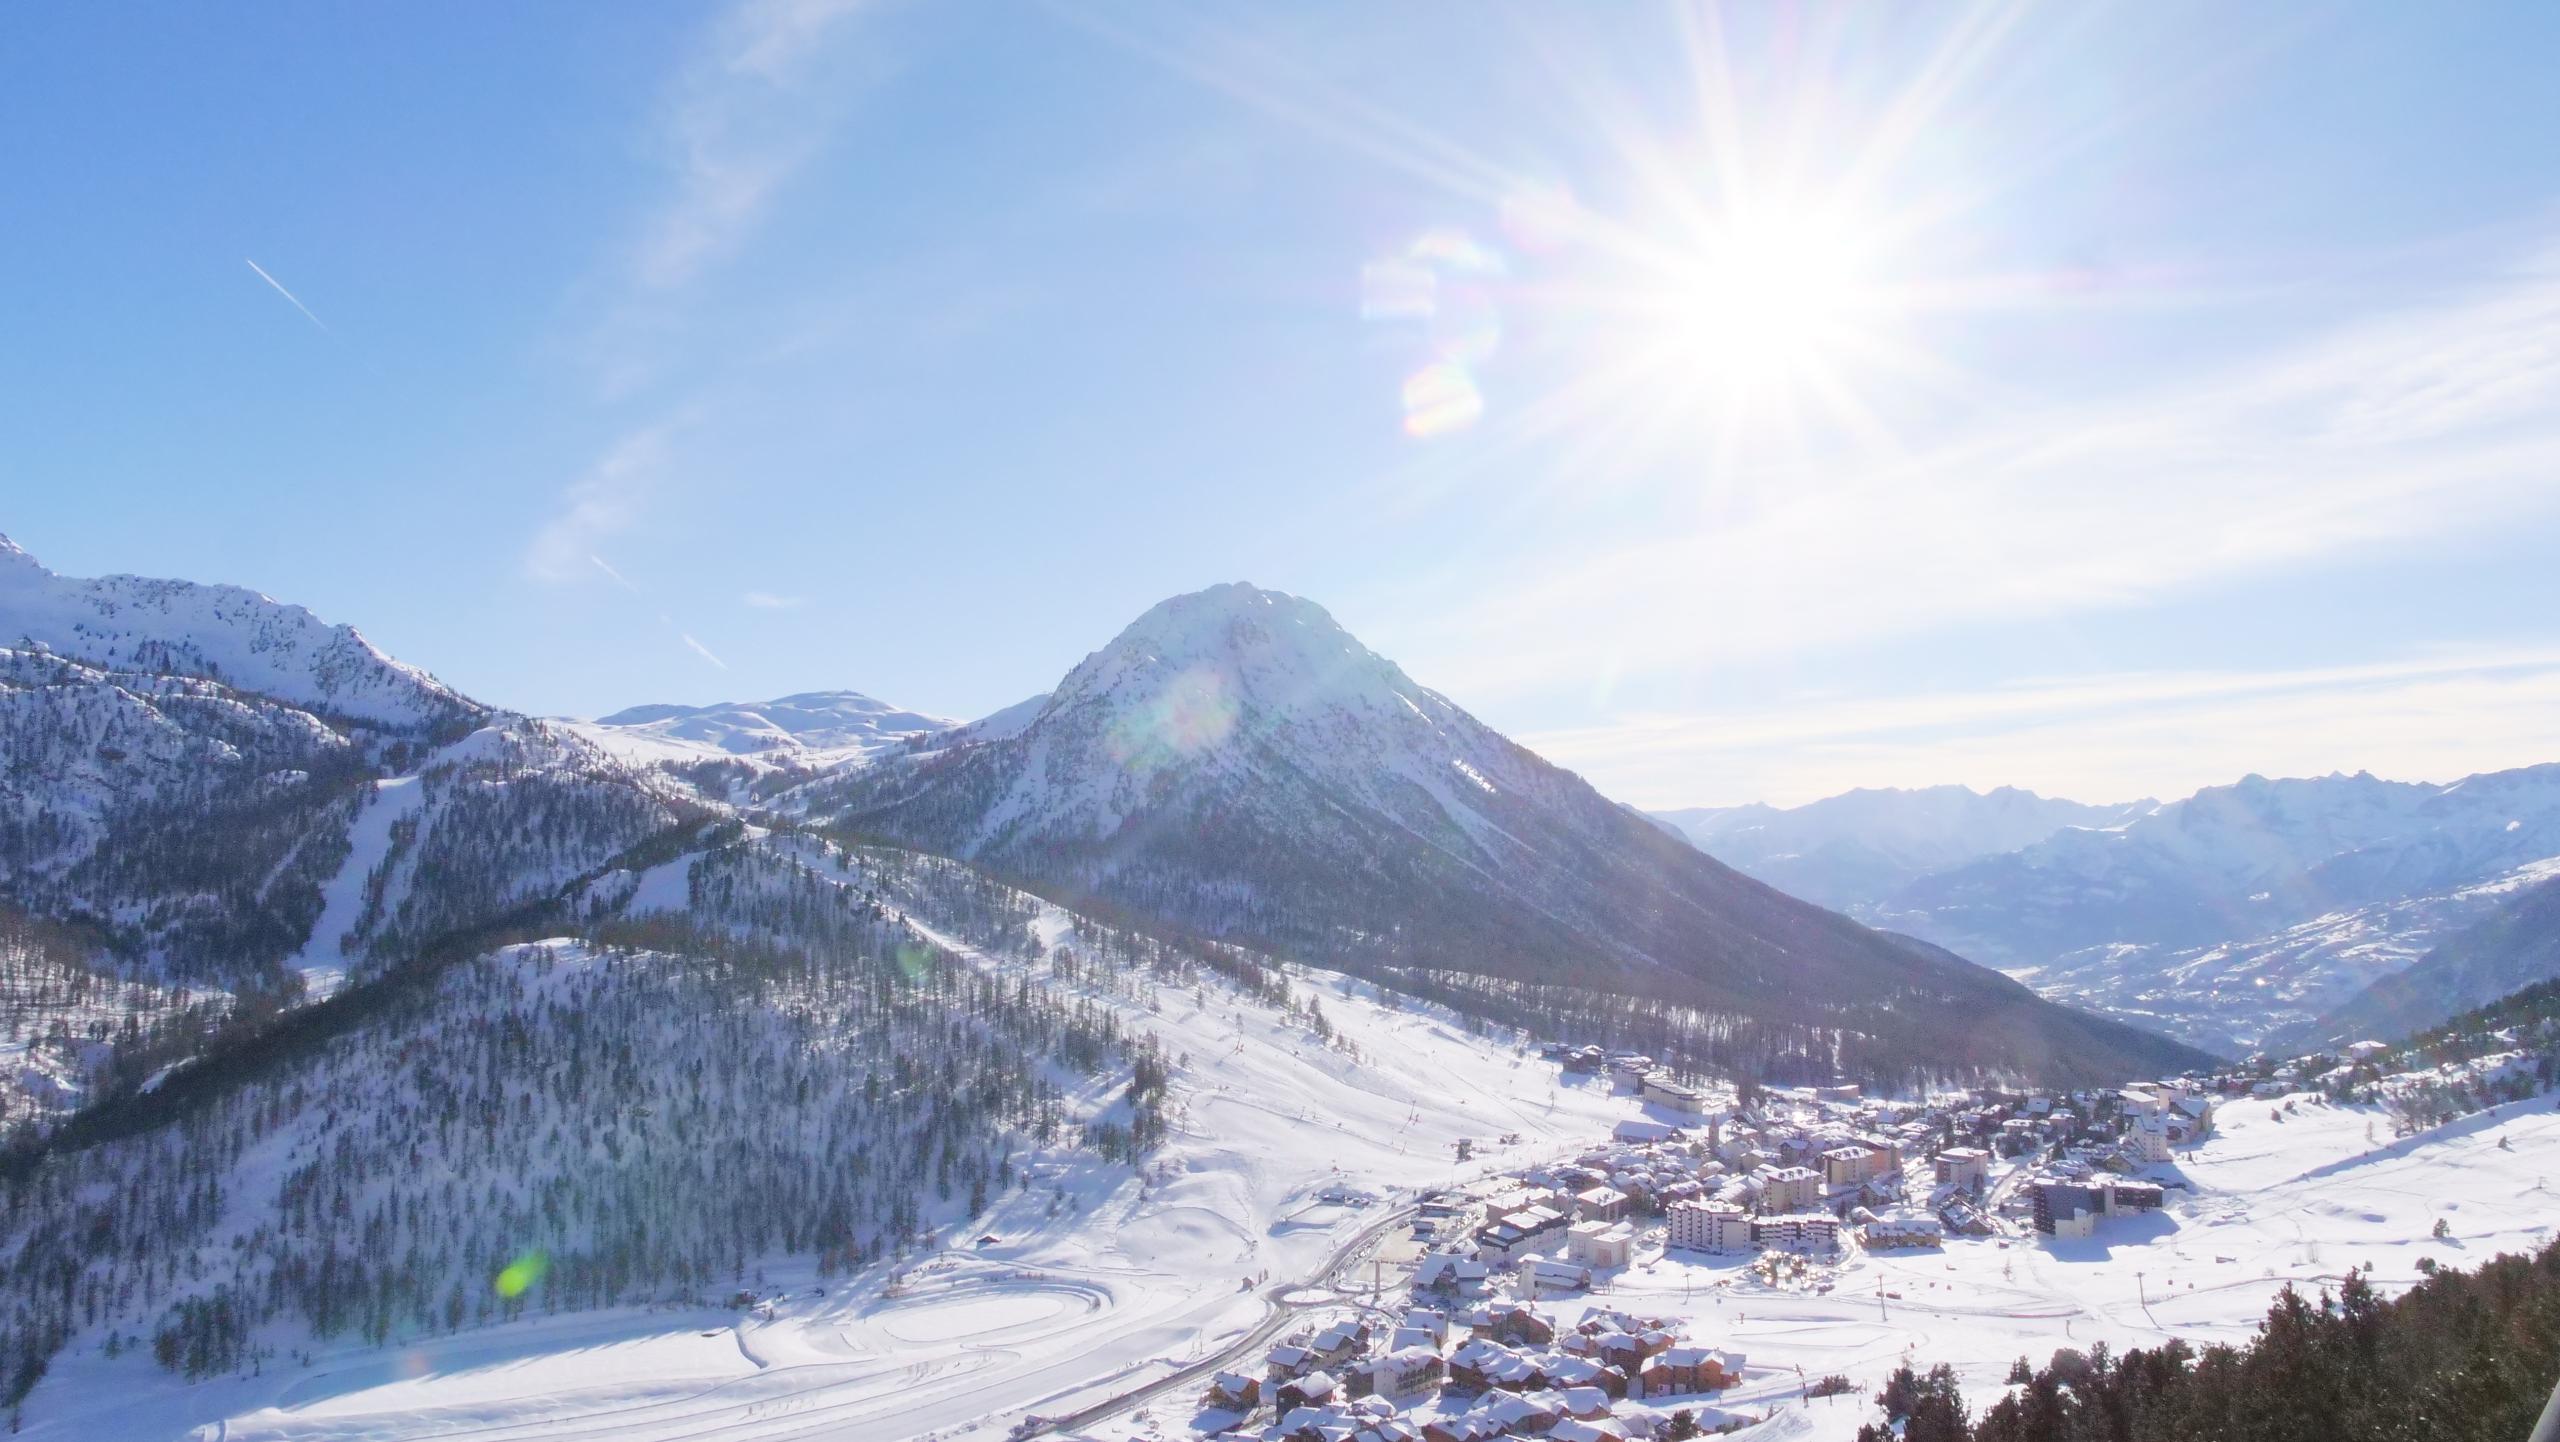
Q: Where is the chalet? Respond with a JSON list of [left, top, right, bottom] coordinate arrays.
[[1426, 1392, 1560, 1442], [1307, 1318, 1371, 1369], [1524, 1258, 1593, 1294], [1550, 1420, 1630, 1442], [1484, 1303, 1556, 1346], [1641, 1344, 1744, 1397], [1267, 1343, 1318, 1381], [1544, 1351, 1626, 1399], [1275, 1370, 1339, 1412], [1862, 1212, 1944, 1248], [1447, 1337, 1545, 1394], [1392, 1307, 1449, 1350], [1556, 1383, 1615, 1419], [1206, 1370, 1260, 1410], [1356, 1346, 1446, 1401], [1415, 1251, 1493, 1296]]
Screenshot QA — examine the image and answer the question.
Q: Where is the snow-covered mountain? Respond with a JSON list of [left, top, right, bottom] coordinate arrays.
[[1654, 785, 2150, 911], [2293, 869, 2560, 1047], [1891, 768, 2560, 963], [590, 689, 956, 757], [1673, 766, 2560, 1054], [0, 534, 479, 734], [0, 538, 704, 994], [811, 583, 2209, 1084]]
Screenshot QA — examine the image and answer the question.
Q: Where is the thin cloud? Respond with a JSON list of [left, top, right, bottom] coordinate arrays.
[[591, 554, 641, 591], [1522, 648, 2560, 809], [244, 258, 329, 332], [583, 0, 879, 401], [742, 590, 805, 609], [525, 426, 674, 583]]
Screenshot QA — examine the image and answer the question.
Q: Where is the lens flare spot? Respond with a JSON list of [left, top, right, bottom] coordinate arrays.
[[1407, 228, 1505, 276], [494, 1252, 548, 1299], [1108, 667, 1239, 770], [1499, 182, 1581, 253], [1401, 362, 1485, 438], [894, 943, 934, 984], [1361, 258, 1438, 321]]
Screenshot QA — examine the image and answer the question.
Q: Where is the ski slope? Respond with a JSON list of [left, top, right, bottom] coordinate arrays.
[[281, 773, 427, 999]]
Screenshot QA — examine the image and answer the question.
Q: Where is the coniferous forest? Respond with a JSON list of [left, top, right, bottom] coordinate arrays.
[[1854, 1239, 2560, 1442]]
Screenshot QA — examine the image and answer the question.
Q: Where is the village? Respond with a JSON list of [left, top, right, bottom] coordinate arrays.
[[1169, 1044, 2239, 1442]]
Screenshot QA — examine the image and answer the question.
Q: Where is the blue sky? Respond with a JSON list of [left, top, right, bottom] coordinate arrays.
[[6, 1, 2558, 806]]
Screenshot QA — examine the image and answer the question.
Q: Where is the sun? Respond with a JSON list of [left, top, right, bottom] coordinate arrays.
[[1655, 205, 1878, 391]]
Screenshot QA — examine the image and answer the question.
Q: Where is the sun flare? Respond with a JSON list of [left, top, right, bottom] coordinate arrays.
[[1667, 212, 1872, 373]]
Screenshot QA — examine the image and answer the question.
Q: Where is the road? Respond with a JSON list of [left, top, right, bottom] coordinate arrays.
[[1021, 1201, 1422, 1438]]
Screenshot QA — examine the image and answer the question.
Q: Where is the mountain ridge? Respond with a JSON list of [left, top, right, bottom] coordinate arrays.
[[808, 582, 2213, 1084]]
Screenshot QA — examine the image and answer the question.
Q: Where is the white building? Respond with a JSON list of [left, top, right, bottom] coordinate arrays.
[[1759, 1165, 1821, 1213], [1667, 1201, 1755, 1255], [1935, 1147, 1990, 1192], [1566, 1221, 1633, 1270], [1641, 1075, 1715, 1116], [1755, 1212, 1841, 1253]]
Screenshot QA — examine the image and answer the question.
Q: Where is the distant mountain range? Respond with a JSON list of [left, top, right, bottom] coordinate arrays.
[[1653, 786, 2153, 912], [1653, 768, 2560, 1055], [590, 690, 956, 757]]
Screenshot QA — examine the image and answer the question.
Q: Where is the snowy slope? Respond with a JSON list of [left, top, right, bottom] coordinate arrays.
[[0, 534, 479, 734], [1654, 786, 2151, 911], [1657, 1090, 2560, 1442], [6, 836, 1638, 1442], [812, 583, 2208, 1084]]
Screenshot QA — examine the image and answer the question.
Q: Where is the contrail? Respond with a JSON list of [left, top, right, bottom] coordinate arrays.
[[680, 632, 729, 670], [590, 554, 641, 591], [244, 258, 329, 332]]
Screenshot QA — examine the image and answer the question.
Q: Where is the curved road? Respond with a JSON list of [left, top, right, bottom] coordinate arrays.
[[1021, 1201, 1421, 1438]]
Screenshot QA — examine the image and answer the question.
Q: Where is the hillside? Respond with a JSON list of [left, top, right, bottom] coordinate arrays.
[[808, 584, 2210, 1085], [2, 830, 1638, 1441], [2291, 873, 2560, 1049]]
